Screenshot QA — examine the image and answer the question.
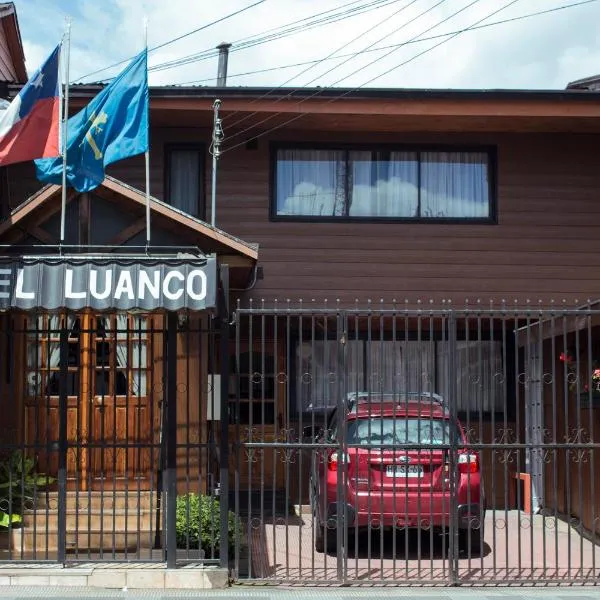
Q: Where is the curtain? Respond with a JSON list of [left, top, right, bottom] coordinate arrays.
[[420, 151, 489, 218], [169, 149, 200, 217], [276, 149, 346, 216], [437, 341, 503, 413], [367, 341, 435, 394], [349, 151, 418, 217], [297, 340, 363, 410]]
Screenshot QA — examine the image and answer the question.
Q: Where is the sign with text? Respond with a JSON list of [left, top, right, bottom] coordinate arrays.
[[0, 256, 217, 311]]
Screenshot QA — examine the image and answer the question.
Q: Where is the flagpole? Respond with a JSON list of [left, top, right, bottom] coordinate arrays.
[[59, 18, 71, 249], [144, 17, 150, 251]]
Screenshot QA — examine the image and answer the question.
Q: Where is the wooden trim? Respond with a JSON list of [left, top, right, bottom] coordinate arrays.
[[108, 217, 146, 246], [0, 185, 60, 237], [217, 254, 255, 268], [101, 177, 258, 260], [27, 225, 56, 245]]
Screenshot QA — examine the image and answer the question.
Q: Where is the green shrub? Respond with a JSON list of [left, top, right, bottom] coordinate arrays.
[[175, 493, 241, 558]]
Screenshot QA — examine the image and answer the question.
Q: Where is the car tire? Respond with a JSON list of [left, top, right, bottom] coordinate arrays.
[[459, 527, 483, 556], [315, 521, 337, 554]]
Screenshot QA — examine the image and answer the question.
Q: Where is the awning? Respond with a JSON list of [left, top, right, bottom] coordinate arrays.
[[0, 255, 218, 311]]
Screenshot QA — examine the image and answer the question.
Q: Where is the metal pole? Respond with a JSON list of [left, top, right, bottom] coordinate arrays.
[[219, 264, 230, 570], [59, 19, 71, 247], [211, 99, 222, 227], [165, 311, 178, 568], [144, 18, 151, 249], [57, 324, 69, 563]]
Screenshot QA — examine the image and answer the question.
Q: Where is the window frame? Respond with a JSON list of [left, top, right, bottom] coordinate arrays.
[[269, 141, 498, 224], [164, 143, 206, 219]]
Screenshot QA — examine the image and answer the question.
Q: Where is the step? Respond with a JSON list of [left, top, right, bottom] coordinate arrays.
[[8, 528, 156, 553], [36, 491, 158, 511], [22, 509, 155, 531]]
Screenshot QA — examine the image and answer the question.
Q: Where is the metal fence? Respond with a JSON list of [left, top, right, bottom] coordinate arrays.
[[0, 311, 226, 567], [230, 302, 600, 585], [1, 302, 600, 586]]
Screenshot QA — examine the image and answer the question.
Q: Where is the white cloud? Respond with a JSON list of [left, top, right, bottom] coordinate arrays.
[[15, 0, 600, 89]]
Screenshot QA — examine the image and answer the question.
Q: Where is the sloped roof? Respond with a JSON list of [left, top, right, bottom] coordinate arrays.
[[0, 175, 258, 261]]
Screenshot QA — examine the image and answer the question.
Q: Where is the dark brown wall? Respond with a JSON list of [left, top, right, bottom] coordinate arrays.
[[4, 127, 600, 305]]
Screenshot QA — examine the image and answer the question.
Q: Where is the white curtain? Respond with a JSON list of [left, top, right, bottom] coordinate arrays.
[[297, 340, 363, 409], [276, 149, 346, 216], [420, 151, 489, 218], [437, 341, 503, 413], [349, 151, 419, 217], [367, 341, 435, 394], [169, 149, 200, 216]]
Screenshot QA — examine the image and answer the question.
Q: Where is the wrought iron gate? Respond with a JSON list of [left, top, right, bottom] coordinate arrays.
[[231, 303, 600, 585]]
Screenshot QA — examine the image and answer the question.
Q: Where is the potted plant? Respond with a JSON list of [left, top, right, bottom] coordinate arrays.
[[0, 451, 54, 548], [560, 351, 600, 408]]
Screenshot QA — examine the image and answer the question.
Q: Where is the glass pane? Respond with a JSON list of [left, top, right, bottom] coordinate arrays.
[[132, 371, 147, 396], [116, 315, 128, 340], [115, 342, 128, 368], [367, 341, 435, 395], [347, 417, 461, 445], [168, 149, 201, 216], [26, 371, 41, 396], [420, 151, 489, 218], [96, 341, 111, 367], [132, 342, 147, 368], [27, 343, 42, 368], [276, 149, 346, 216], [297, 340, 363, 410], [96, 370, 110, 396], [437, 341, 503, 413], [115, 370, 128, 395], [349, 151, 418, 217], [132, 316, 147, 339]]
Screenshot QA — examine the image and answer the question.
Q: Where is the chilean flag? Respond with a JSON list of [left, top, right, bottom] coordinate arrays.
[[0, 45, 60, 166]]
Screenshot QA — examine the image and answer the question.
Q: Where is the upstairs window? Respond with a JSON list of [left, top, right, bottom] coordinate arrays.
[[165, 145, 204, 218], [273, 146, 494, 221]]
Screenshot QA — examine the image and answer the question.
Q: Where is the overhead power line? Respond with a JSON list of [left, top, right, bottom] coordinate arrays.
[[72, 0, 268, 83], [222, 0, 423, 128], [221, 0, 523, 155], [223, 0, 483, 147], [147, 0, 404, 75], [172, 0, 600, 87]]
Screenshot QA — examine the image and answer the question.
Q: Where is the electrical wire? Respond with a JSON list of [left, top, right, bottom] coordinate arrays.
[[221, 0, 523, 155], [222, 0, 422, 128], [223, 0, 482, 147], [147, 0, 403, 75], [171, 0, 600, 87], [72, 0, 268, 83]]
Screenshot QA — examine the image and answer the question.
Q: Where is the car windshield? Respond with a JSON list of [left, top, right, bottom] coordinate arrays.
[[346, 418, 460, 446]]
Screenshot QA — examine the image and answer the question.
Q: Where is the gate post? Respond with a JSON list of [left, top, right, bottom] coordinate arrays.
[[218, 264, 230, 570], [57, 322, 69, 564], [165, 310, 178, 568]]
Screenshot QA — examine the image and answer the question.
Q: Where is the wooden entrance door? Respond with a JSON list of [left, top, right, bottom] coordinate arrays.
[[228, 343, 288, 490], [88, 314, 155, 490], [23, 313, 157, 491], [23, 314, 89, 485]]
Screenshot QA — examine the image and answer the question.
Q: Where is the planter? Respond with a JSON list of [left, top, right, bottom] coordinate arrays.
[[578, 391, 600, 408]]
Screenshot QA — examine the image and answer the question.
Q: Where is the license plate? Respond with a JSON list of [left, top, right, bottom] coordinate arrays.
[[386, 465, 423, 478]]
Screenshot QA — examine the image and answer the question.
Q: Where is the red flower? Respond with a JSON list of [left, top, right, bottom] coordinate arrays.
[[560, 352, 573, 364]]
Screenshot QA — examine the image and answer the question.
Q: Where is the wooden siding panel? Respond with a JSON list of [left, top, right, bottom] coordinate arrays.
[[0, 21, 17, 81]]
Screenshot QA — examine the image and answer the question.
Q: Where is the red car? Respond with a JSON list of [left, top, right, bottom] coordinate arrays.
[[309, 392, 485, 554]]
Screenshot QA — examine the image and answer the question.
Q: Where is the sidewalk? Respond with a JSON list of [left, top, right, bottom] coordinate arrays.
[[1, 587, 600, 599]]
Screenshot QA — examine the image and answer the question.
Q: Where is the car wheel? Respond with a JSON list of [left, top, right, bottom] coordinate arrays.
[[459, 526, 483, 556]]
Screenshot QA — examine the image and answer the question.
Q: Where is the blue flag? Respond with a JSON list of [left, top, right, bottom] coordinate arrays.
[[35, 49, 148, 192]]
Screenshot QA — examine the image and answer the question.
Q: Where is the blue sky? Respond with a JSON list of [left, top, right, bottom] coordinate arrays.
[[14, 0, 600, 90]]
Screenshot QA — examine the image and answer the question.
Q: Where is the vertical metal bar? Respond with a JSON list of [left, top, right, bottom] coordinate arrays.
[[447, 311, 459, 584], [219, 266, 231, 571], [57, 319, 69, 564], [165, 310, 178, 568], [336, 308, 346, 583]]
